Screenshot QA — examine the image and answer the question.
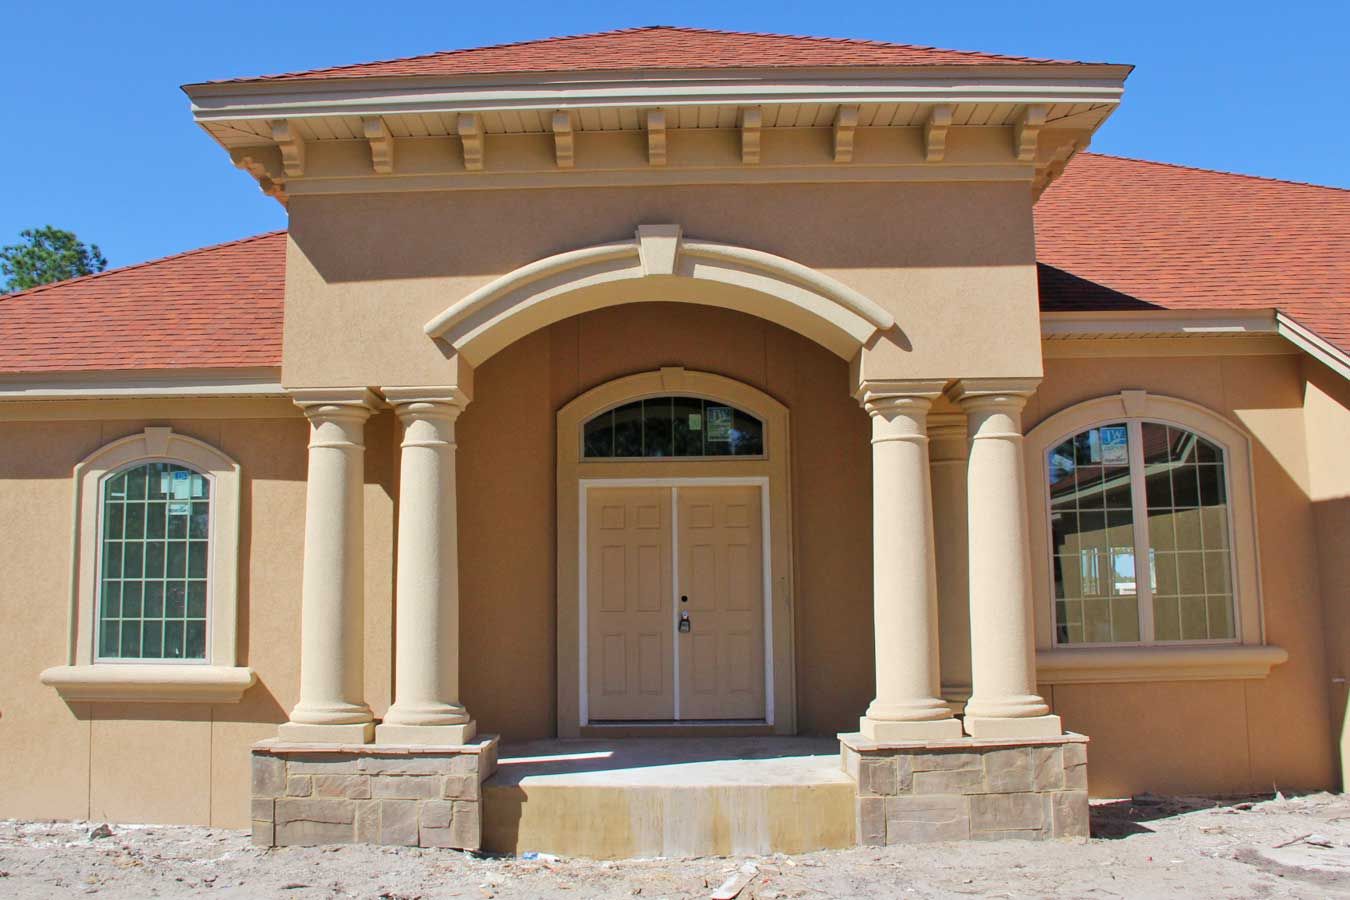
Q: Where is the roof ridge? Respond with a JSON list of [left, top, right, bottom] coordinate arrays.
[[1081, 152, 1350, 195], [209, 25, 1086, 83], [0, 230, 286, 304]]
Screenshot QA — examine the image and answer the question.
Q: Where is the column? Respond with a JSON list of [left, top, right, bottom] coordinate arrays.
[[950, 379, 1062, 739], [858, 381, 963, 741], [375, 389, 477, 745], [279, 389, 378, 743], [929, 415, 972, 708]]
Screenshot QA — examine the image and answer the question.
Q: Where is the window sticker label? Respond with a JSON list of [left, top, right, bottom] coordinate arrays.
[[168, 501, 191, 516], [1099, 426, 1129, 465], [688, 413, 702, 431], [706, 406, 733, 442], [171, 470, 192, 500]]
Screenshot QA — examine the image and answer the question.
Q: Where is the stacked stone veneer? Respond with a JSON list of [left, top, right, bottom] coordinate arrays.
[[840, 733, 1089, 843], [251, 737, 498, 850]]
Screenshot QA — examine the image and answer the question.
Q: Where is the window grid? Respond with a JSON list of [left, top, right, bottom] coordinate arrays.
[[97, 462, 210, 661], [582, 396, 764, 459], [1048, 420, 1237, 646]]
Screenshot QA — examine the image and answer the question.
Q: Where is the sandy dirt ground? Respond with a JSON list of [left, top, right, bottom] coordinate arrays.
[[2, 792, 1349, 899]]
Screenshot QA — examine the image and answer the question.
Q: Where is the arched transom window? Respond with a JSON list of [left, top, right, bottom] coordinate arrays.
[[1047, 420, 1236, 645], [98, 462, 212, 660], [582, 396, 764, 459]]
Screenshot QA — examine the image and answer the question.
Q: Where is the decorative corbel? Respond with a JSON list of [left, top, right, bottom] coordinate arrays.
[[740, 107, 761, 164], [230, 149, 288, 203], [269, 119, 305, 177], [833, 105, 858, 163], [645, 110, 666, 166], [457, 113, 483, 171], [924, 105, 953, 162], [362, 117, 394, 174], [1014, 104, 1048, 162], [551, 111, 574, 168], [1033, 137, 1087, 197]]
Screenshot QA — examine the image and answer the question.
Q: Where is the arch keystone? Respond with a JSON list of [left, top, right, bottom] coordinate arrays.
[[636, 224, 681, 275]]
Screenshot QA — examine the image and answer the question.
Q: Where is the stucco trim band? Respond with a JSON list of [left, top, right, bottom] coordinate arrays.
[[424, 225, 895, 365], [1036, 643, 1287, 684], [40, 664, 256, 703]]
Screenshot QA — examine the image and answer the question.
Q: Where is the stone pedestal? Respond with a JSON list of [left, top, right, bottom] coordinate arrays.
[[839, 732, 1089, 844], [250, 737, 498, 850]]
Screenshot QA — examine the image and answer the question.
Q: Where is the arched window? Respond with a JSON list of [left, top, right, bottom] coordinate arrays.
[[1047, 420, 1235, 645], [582, 396, 764, 459], [40, 426, 253, 704], [98, 462, 212, 660]]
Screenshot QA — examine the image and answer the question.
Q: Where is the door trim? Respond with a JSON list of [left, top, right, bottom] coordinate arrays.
[[580, 477, 772, 727], [555, 369, 796, 738]]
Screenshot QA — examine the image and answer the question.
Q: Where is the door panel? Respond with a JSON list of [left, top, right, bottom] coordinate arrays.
[[586, 487, 674, 720], [677, 485, 766, 720]]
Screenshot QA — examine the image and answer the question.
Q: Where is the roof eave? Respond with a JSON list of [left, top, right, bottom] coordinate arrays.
[[184, 65, 1130, 124]]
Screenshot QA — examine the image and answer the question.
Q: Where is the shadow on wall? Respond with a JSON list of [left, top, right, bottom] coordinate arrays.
[[1312, 494, 1350, 792], [59, 686, 288, 727], [288, 182, 1035, 285]]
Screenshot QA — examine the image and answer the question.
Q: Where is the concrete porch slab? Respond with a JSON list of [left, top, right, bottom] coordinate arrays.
[[482, 737, 855, 858]]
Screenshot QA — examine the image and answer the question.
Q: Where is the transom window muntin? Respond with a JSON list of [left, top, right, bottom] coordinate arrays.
[[1047, 419, 1236, 646], [582, 396, 765, 459], [97, 461, 212, 662]]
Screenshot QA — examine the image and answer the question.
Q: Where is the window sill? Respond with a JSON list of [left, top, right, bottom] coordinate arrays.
[[40, 664, 256, 703], [1036, 644, 1288, 684]]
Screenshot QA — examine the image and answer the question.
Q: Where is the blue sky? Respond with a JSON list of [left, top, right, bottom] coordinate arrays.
[[2, 1, 1345, 269]]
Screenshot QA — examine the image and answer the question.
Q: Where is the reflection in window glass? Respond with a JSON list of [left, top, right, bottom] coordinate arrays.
[[1048, 424, 1138, 644], [1140, 423, 1234, 642], [1048, 421, 1234, 645], [583, 397, 764, 458], [99, 462, 210, 660]]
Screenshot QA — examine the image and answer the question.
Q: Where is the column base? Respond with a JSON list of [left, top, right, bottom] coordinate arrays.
[[963, 714, 1063, 739], [860, 716, 964, 741], [374, 720, 478, 745], [277, 721, 374, 743]]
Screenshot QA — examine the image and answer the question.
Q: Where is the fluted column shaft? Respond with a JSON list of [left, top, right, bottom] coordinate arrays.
[[280, 389, 377, 743], [376, 390, 477, 745], [950, 380, 1062, 739], [858, 382, 962, 741]]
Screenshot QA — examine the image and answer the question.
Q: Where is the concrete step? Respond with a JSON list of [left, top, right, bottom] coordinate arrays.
[[482, 738, 857, 859]]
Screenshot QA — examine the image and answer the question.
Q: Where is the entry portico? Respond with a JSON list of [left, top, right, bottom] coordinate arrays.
[[197, 27, 1130, 849], [15, 24, 1345, 858]]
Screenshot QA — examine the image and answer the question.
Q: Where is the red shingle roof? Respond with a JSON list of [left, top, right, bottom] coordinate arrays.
[[2, 154, 1346, 376], [0, 231, 285, 374], [210, 26, 1091, 84], [1036, 153, 1350, 353]]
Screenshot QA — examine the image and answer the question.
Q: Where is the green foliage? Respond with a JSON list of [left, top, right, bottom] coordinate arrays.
[[1, 226, 108, 292]]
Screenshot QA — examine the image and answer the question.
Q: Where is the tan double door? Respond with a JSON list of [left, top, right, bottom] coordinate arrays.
[[586, 483, 765, 722]]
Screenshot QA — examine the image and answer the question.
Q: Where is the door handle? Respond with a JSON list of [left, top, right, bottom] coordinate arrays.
[[679, 611, 691, 633]]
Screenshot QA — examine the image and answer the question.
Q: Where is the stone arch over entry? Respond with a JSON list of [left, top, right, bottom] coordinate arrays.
[[424, 225, 896, 366], [554, 368, 797, 738]]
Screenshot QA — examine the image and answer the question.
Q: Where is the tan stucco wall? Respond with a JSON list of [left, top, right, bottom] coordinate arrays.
[[280, 180, 1044, 388], [2, 342, 1343, 830], [1027, 351, 1338, 796], [1301, 356, 1350, 789], [456, 302, 874, 739], [0, 408, 397, 828]]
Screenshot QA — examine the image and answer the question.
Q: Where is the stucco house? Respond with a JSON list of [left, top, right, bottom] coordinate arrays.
[[2, 27, 1347, 856]]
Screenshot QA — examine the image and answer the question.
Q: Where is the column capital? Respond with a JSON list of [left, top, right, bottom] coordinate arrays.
[[927, 413, 968, 462], [853, 378, 947, 414], [382, 385, 472, 411], [290, 387, 380, 422], [945, 377, 1041, 411]]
